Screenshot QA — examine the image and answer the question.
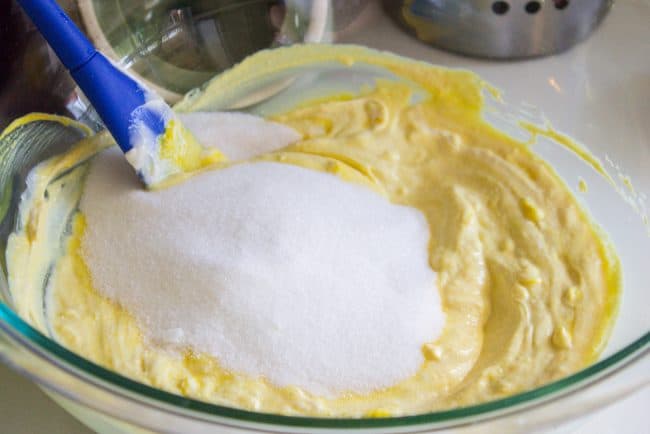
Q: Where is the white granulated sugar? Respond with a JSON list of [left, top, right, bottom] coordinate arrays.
[[177, 112, 301, 160], [80, 150, 444, 395]]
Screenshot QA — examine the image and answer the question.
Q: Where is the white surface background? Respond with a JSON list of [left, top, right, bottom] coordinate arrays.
[[1, 0, 648, 433]]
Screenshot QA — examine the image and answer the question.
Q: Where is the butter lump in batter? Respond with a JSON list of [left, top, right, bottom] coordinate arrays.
[[6, 44, 620, 417]]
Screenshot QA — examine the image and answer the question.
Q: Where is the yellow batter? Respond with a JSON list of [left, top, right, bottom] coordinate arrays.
[[6, 45, 620, 417]]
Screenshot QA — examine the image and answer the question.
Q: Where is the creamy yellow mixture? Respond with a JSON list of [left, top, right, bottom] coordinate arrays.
[[6, 45, 620, 417]]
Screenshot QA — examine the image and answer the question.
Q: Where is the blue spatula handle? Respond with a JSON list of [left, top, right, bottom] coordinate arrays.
[[17, 0, 165, 152]]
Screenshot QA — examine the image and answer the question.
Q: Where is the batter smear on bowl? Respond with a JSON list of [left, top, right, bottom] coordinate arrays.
[[6, 45, 620, 417]]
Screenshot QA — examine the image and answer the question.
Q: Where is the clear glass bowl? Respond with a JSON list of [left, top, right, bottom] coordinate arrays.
[[1, 3, 649, 434], [76, 0, 332, 102]]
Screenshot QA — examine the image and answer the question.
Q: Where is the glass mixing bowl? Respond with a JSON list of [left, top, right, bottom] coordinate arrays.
[[76, 0, 333, 102], [1, 4, 649, 434]]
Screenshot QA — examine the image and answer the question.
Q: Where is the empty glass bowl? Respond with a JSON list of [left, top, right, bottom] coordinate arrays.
[[76, 0, 331, 101]]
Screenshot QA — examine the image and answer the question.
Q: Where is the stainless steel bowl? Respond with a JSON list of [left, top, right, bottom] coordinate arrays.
[[382, 0, 612, 59]]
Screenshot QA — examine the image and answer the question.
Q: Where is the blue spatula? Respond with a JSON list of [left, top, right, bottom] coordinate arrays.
[[17, 0, 216, 187]]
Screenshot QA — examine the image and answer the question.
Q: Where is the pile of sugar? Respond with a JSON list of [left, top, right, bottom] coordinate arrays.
[[79, 125, 443, 395], [178, 112, 301, 160]]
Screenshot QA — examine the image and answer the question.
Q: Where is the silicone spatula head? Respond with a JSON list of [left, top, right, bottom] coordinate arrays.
[[17, 0, 224, 187]]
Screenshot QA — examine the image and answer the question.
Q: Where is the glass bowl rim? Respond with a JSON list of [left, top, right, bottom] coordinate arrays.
[[1, 302, 648, 429]]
